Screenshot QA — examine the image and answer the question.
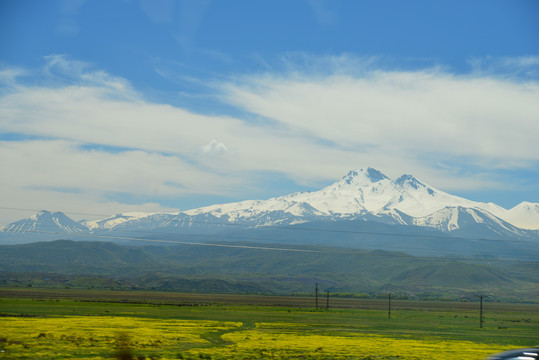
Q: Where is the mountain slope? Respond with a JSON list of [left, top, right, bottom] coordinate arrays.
[[1, 240, 537, 299], [1, 210, 88, 234], [389, 262, 516, 288], [1, 169, 538, 253], [505, 202, 539, 230], [80, 168, 526, 233], [412, 206, 529, 238], [183, 168, 490, 220], [80, 168, 535, 242]]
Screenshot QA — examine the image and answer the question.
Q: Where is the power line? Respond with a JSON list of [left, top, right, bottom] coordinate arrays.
[[1, 206, 538, 261], [9, 229, 323, 253], [2, 221, 537, 259], [0, 207, 112, 219], [3, 228, 538, 264]]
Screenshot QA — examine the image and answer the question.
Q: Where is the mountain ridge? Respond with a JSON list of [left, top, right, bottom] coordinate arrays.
[[1, 169, 538, 249]]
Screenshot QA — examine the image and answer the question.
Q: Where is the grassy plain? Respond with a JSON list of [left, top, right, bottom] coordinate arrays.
[[0, 288, 538, 359]]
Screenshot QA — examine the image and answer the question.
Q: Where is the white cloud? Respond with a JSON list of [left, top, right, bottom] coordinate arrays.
[[43, 55, 136, 98], [201, 139, 229, 155], [0, 139, 250, 223], [468, 55, 539, 79], [0, 66, 27, 86], [0, 139, 247, 197], [1, 55, 538, 222], [501, 56, 539, 68], [221, 68, 539, 165]]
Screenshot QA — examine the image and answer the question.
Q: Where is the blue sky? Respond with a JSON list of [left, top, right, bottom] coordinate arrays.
[[1, 0, 538, 223]]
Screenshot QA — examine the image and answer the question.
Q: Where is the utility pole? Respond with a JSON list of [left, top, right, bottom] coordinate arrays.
[[388, 293, 392, 319], [480, 295, 484, 328], [326, 290, 330, 310], [315, 283, 319, 310]]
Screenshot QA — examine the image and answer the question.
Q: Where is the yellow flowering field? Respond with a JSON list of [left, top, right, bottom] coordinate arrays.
[[0, 316, 241, 359], [196, 322, 511, 359], [0, 316, 518, 360]]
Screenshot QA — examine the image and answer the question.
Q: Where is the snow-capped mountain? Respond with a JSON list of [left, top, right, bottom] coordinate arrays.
[[504, 202, 539, 230], [84, 212, 159, 231], [2, 169, 539, 248], [281, 169, 498, 217], [412, 206, 528, 237], [1, 210, 87, 234], [178, 168, 515, 229]]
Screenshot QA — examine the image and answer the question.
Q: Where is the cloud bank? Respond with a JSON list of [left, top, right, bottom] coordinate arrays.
[[1, 54, 538, 222]]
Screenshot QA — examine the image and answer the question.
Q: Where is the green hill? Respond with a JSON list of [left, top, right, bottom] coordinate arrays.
[[0, 240, 537, 301]]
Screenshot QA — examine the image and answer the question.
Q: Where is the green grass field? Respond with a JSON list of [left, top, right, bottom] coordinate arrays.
[[1, 288, 538, 359]]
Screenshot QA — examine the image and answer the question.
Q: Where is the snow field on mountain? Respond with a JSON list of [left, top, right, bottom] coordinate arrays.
[[2, 169, 539, 237]]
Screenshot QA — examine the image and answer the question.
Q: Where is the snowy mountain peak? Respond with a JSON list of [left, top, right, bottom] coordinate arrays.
[[393, 174, 429, 191], [2, 210, 87, 234], [341, 168, 389, 186], [513, 201, 539, 210], [413, 205, 527, 236], [31, 210, 70, 223], [83, 212, 156, 231], [505, 201, 539, 230], [2, 169, 538, 241], [32, 210, 53, 219]]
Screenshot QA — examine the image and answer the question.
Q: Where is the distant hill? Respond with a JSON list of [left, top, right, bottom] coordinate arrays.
[[0, 240, 537, 301]]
